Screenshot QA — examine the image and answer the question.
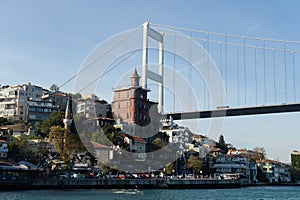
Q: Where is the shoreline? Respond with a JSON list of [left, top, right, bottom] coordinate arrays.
[[0, 178, 299, 191]]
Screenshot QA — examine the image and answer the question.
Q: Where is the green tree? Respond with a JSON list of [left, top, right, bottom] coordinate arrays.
[[216, 134, 228, 154], [72, 93, 82, 100], [106, 104, 113, 119], [165, 162, 175, 175], [252, 147, 266, 161], [90, 131, 111, 145], [49, 126, 86, 162], [50, 84, 59, 92], [35, 112, 64, 137], [102, 125, 127, 149], [150, 138, 168, 151], [0, 117, 12, 126], [186, 155, 203, 174], [100, 163, 118, 174], [49, 126, 65, 158], [8, 135, 47, 164], [8, 135, 29, 161]]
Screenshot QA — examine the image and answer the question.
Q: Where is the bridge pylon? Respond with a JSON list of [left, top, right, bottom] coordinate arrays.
[[142, 22, 164, 113]]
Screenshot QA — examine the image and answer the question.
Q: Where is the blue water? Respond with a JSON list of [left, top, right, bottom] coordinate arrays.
[[0, 186, 300, 200]]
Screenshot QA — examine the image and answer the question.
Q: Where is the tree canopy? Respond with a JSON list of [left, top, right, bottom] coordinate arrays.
[[49, 84, 59, 92], [216, 134, 229, 154], [35, 112, 64, 137], [186, 155, 203, 174], [0, 117, 12, 126], [49, 126, 86, 162]]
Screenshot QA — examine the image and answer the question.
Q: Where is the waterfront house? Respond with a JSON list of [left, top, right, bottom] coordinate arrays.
[[256, 160, 291, 183], [121, 133, 147, 161], [213, 154, 257, 183], [90, 141, 112, 164]]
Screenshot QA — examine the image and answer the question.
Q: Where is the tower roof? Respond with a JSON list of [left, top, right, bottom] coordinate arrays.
[[130, 68, 140, 78], [65, 96, 72, 120]]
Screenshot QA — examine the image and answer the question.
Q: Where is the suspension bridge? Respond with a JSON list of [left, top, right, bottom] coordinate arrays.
[[61, 22, 300, 121]]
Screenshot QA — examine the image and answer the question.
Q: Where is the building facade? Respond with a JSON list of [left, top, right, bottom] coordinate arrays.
[[0, 140, 8, 158], [90, 141, 112, 164], [112, 69, 159, 136], [291, 150, 300, 182], [213, 154, 257, 183], [76, 94, 108, 119], [27, 99, 58, 124], [0, 83, 58, 123], [42, 92, 68, 112], [257, 160, 291, 183]]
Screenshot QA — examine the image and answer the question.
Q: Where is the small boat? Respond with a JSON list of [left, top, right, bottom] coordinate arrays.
[[113, 189, 143, 195]]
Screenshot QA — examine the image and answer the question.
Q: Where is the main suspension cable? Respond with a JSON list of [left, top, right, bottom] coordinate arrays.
[[59, 28, 140, 90], [76, 49, 140, 94]]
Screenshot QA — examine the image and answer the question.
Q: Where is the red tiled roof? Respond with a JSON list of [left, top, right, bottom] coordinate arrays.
[[90, 141, 110, 149], [211, 147, 221, 152], [192, 134, 206, 138], [121, 134, 146, 143], [0, 124, 28, 130]]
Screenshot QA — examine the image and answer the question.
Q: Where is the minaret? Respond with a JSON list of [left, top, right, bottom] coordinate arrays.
[[63, 96, 73, 131], [130, 68, 140, 87], [63, 96, 72, 156]]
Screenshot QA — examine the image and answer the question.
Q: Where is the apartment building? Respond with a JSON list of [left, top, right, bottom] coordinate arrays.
[[0, 83, 49, 120], [76, 94, 108, 118]]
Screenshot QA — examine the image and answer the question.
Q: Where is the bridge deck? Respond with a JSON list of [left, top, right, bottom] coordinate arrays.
[[164, 103, 300, 120]]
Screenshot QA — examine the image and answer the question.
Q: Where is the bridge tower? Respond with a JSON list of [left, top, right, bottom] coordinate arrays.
[[142, 22, 164, 113]]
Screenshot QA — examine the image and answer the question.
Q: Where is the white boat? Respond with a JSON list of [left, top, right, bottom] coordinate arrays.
[[113, 189, 143, 195]]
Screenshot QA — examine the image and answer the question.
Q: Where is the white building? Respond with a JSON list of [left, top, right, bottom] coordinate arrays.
[[76, 94, 108, 118], [213, 154, 257, 183], [257, 160, 291, 183], [0, 83, 51, 122]]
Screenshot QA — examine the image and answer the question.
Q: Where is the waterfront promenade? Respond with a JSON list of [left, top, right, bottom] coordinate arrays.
[[0, 178, 241, 190]]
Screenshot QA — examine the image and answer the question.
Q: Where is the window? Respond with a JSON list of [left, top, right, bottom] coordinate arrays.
[[134, 90, 138, 97], [134, 112, 137, 119]]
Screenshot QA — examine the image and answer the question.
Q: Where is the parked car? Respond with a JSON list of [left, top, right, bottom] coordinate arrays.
[[186, 174, 195, 179], [117, 174, 126, 179]]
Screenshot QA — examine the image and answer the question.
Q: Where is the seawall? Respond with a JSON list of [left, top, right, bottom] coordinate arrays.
[[0, 178, 241, 190]]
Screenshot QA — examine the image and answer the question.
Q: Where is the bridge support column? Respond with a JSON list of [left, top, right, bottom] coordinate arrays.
[[142, 22, 164, 113]]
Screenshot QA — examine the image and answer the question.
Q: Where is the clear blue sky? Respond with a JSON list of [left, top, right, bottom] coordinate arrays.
[[0, 0, 299, 163]]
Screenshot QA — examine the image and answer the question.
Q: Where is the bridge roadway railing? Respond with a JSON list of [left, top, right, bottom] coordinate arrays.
[[165, 103, 300, 120]]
